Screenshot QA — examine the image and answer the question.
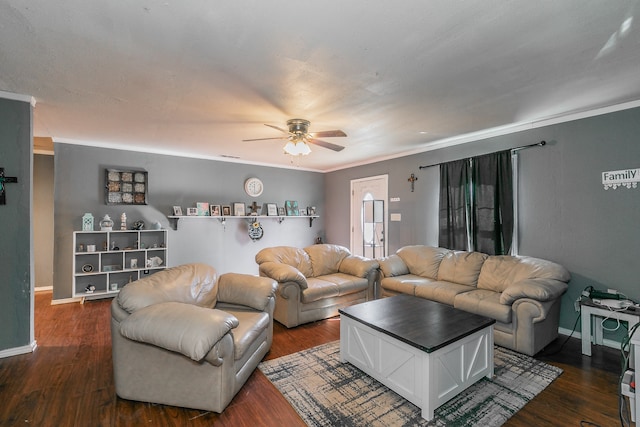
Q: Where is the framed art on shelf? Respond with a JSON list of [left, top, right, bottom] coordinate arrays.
[[172, 206, 183, 216], [197, 202, 210, 216], [222, 205, 231, 216], [285, 200, 299, 216], [266, 203, 278, 216], [233, 203, 245, 216], [278, 207, 285, 216], [210, 205, 221, 216], [186, 207, 198, 216], [308, 206, 316, 215]]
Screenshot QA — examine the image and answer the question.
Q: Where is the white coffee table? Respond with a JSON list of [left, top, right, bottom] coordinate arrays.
[[340, 295, 495, 421]]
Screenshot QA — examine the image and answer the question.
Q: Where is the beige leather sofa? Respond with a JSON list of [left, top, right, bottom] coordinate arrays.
[[110, 263, 277, 412], [378, 246, 570, 355], [255, 244, 379, 328]]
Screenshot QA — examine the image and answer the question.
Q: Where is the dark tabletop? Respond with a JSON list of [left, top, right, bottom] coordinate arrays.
[[339, 294, 495, 353]]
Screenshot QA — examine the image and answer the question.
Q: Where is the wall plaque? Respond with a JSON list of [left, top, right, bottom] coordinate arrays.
[[105, 168, 148, 205], [602, 168, 639, 190]]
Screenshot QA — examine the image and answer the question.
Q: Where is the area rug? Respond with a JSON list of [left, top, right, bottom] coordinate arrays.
[[259, 341, 562, 426]]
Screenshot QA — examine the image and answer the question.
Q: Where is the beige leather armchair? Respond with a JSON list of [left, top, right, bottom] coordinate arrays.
[[110, 263, 277, 412], [255, 244, 379, 328]]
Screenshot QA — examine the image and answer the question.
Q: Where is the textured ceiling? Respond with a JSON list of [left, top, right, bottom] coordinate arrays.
[[2, 1, 640, 171]]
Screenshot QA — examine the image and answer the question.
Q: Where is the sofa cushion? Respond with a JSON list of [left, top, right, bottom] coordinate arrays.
[[437, 251, 487, 287], [227, 310, 270, 362], [302, 277, 340, 303], [380, 274, 434, 296], [305, 244, 350, 277], [318, 273, 369, 296], [120, 302, 238, 361], [118, 263, 218, 314], [396, 246, 450, 279], [478, 255, 570, 293], [454, 290, 512, 323], [255, 246, 313, 278], [414, 280, 476, 306]]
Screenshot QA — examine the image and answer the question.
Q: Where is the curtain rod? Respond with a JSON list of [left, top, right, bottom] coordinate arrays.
[[418, 141, 546, 170]]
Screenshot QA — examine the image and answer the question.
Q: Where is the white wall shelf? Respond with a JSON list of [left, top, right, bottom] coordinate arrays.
[[72, 229, 168, 302], [167, 215, 319, 229]]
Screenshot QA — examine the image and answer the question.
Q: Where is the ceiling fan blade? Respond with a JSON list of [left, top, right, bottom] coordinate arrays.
[[311, 129, 347, 138], [264, 124, 290, 134], [308, 138, 345, 152], [242, 136, 287, 142]]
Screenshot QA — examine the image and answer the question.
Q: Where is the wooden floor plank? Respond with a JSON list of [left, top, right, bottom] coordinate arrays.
[[0, 292, 625, 426]]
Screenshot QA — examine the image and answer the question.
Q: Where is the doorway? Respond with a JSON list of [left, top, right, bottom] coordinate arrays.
[[350, 175, 388, 257]]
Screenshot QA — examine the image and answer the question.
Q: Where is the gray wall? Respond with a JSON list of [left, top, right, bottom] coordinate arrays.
[[325, 106, 640, 335], [0, 97, 33, 352], [53, 145, 324, 300]]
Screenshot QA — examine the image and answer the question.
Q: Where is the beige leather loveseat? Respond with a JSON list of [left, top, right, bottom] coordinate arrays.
[[255, 244, 379, 328], [110, 263, 277, 412], [378, 246, 570, 355]]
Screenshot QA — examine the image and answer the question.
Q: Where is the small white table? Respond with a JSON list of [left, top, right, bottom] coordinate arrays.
[[581, 301, 640, 356]]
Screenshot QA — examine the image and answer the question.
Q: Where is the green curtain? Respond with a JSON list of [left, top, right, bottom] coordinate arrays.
[[438, 159, 470, 251], [472, 151, 513, 255]]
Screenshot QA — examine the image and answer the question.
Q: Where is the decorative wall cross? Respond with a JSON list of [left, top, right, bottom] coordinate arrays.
[[0, 168, 18, 205], [248, 201, 261, 215], [408, 173, 418, 192]]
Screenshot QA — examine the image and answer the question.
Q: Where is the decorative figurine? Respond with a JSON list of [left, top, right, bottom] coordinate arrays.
[[100, 214, 114, 231], [82, 213, 94, 231], [120, 213, 127, 230]]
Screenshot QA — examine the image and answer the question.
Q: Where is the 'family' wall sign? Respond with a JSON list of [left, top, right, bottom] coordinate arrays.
[[602, 168, 639, 190]]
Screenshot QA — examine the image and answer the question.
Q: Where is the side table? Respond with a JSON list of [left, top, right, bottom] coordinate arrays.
[[581, 300, 640, 356]]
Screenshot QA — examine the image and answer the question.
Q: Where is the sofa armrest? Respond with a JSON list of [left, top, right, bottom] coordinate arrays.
[[378, 254, 409, 278], [258, 261, 308, 290], [500, 279, 569, 305], [119, 301, 238, 361], [339, 256, 379, 278], [217, 273, 277, 311]]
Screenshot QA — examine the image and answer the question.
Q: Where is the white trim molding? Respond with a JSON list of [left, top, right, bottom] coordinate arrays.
[[0, 340, 37, 359]]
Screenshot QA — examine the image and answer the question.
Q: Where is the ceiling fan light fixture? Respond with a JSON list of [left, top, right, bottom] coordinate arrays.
[[283, 140, 311, 156]]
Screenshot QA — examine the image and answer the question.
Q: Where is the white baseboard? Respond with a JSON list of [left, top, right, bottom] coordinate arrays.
[[35, 286, 53, 292], [51, 297, 82, 305], [0, 341, 37, 359]]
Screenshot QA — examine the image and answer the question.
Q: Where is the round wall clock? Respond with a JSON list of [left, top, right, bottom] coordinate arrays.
[[244, 177, 264, 197]]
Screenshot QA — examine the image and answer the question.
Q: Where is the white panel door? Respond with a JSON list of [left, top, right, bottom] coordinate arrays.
[[350, 175, 388, 257]]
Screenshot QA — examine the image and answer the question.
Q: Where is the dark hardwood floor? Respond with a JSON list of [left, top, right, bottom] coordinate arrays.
[[0, 291, 627, 426]]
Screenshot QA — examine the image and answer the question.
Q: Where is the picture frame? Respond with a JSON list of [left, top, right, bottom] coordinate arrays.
[[299, 207, 307, 216], [210, 205, 221, 216], [105, 168, 148, 205], [197, 202, 210, 216], [278, 207, 285, 216], [285, 200, 299, 216], [266, 203, 278, 216], [222, 205, 231, 216], [172, 206, 183, 216], [308, 206, 316, 216], [233, 202, 245, 216], [186, 207, 198, 216]]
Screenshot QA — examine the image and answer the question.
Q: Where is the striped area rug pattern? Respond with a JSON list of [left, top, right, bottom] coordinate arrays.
[[259, 341, 562, 426]]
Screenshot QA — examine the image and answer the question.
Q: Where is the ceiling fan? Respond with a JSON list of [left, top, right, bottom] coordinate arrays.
[[243, 119, 346, 155]]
